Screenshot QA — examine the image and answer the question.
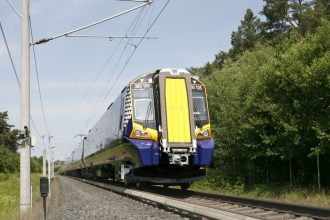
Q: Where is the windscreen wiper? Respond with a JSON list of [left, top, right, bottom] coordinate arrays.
[[144, 101, 152, 129], [193, 102, 202, 128]]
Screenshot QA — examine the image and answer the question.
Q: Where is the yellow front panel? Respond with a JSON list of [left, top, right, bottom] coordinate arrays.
[[165, 78, 191, 143]]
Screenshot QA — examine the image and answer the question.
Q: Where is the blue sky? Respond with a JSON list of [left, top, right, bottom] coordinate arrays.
[[0, 0, 264, 160]]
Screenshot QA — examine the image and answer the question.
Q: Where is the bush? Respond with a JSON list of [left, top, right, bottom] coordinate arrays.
[[0, 146, 19, 173], [31, 156, 42, 173]]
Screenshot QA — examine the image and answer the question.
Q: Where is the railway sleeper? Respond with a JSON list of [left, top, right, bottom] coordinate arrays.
[[254, 210, 279, 217], [293, 217, 313, 220], [221, 204, 240, 209], [230, 206, 255, 212], [241, 208, 264, 214], [265, 213, 296, 220]]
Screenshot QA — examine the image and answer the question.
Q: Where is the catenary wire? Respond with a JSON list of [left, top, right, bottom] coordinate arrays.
[[81, 6, 149, 131], [53, 7, 146, 135], [82, 3, 155, 130], [0, 20, 42, 138], [29, 16, 49, 132], [83, 0, 170, 131], [5, 0, 22, 18], [100, 0, 171, 113], [32, 1, 152, 45]]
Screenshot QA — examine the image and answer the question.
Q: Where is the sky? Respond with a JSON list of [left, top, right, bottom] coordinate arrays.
[[0, 0, 264, 161]]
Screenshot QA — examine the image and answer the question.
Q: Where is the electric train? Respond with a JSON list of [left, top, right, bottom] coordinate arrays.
[[63, 68, 214, 189]]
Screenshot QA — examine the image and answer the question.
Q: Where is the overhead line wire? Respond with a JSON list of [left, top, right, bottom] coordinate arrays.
[[32, 1, 152, 45], [29, 16, 49, 132], [0, 20, 42, 138], [100, 0, 171, 113], [81, 6, 148, 130], [5, 0, 22, 18], [54, 6, 145, 135], [147, 0, 155, 27], [83, 0, 170, 131], [82, 3, 153, 129]]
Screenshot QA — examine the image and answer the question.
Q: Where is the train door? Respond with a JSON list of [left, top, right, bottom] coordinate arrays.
[[118, 87, 126, 137], [158, 70, 196, 165]]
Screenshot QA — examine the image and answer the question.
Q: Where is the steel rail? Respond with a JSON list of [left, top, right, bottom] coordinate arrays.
[[67, 176, 330, 220], [185, 190, 330, 220], [142, 186, 330, 220]]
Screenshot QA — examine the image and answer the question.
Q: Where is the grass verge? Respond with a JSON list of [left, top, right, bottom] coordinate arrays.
[[191, 169, 330, 208], [0, 173, 41, 219]]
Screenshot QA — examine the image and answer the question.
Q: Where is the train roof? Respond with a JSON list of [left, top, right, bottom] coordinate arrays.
[[129, 68, 199, 85]]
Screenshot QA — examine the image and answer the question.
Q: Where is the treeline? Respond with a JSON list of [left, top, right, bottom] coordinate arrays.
[[192, 0, 330, 187], [0, 112, 42, 173]]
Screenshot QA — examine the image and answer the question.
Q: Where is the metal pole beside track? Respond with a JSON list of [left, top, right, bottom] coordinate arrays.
[[48, 132, 53, 197], [43, 148, 46, 176]]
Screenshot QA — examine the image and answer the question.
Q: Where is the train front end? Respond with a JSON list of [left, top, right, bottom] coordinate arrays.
[[127, 68, 214, 184]]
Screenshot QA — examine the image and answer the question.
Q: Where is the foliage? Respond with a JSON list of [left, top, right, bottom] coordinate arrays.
[[230, 9, 261, 59], [196, 17, 330, 187], [0, 111, 43, 173], [0, 112, 18, 152], [192, 169, 330, 208], [261, 0, 330, 38], [0, 146, 19, 173], [0, 146, 42, 173], [195, 0, 330, 78], [31, 156, 43, 173]]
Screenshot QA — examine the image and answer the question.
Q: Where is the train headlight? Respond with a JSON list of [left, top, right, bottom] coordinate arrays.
[[197, 129, 210, 139], [200, 130, 209, 137], [135, 130, 148, 137]]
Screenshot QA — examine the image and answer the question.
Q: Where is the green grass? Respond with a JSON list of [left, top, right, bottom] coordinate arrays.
[[0, 173, 41, 219], [191, 169, 330, 208]]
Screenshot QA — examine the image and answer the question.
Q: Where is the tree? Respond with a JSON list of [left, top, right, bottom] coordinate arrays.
[[261, 0, 291, 39], [230, 9, 261, 58], [213, 51, 229, 70], [202, 21, 330, 185], [190, 0, 330, 187], [261, 0, 329, 38], [0, 112, 18, 152]]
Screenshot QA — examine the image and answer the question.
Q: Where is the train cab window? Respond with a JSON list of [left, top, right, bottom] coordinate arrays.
[[192, 89, 209, 125], [132, 88, 155, 122]]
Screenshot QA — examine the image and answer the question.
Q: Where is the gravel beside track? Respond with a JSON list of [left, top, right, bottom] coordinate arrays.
[[60, 176, 186, 220]]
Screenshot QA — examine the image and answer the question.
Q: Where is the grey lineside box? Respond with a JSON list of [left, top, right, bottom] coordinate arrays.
[[40, 177, 49, 196]]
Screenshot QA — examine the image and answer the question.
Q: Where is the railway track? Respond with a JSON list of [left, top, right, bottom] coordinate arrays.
[[70, 177, 330, 220]]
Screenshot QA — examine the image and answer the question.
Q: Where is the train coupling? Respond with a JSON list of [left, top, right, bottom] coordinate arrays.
[[169, 153, 189, 166]]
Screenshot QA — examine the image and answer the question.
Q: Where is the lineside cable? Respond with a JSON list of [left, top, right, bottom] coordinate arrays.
[[0, 20, 43, 138], [0, 21, 20, 87]]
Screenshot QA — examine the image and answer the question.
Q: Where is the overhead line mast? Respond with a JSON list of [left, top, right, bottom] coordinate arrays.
[[20, 0, 31, 214]]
